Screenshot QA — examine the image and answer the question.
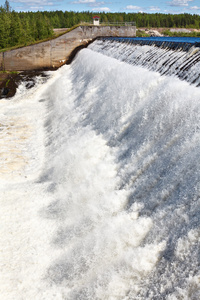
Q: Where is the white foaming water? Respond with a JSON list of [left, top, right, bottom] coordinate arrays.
[[0, 47, 200, 299], [89, 39, 200, 86]]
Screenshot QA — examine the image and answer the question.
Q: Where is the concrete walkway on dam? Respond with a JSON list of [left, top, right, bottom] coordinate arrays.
[[0, 25, 136, 71]]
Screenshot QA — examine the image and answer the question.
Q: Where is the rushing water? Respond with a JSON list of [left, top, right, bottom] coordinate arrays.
[[90, 38, 200, 87], [0, 40, 200, 300]]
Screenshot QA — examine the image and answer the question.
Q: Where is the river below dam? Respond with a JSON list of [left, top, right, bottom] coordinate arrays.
[[0, 39, 200, 299]]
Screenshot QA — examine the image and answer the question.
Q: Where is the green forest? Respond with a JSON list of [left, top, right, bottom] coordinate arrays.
[[1, 0, 200, 50]]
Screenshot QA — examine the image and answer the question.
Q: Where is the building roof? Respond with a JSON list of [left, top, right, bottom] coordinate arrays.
[[93, 16, 100, 19]]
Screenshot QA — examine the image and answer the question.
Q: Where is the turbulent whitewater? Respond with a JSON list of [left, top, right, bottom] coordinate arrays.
[[0, 42, 200, 299], [90, 38, 200, 86]]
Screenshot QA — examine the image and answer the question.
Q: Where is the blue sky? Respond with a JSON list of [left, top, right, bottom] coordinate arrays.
[[1, 0, 200, 13]]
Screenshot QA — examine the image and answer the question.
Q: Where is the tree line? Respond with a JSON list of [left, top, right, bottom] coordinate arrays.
[[39, 11, 200, 30], [1, 0, 200, 50], [0, 1, 53, 49]]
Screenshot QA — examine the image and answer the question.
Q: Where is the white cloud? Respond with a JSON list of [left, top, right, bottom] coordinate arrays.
[[12, 0, 59, 6], [190, 6, 200, 9], [169, 0, 193, 7], [29, 6, 44, 9], [149, 6, 161, 11], [72, 0, 96, 3], [13, 0, 48, 3], [13, 0, 61, 11], [72, 0, 105, 6], [92, 6, 110, 11], [125, 5, 141, 10]]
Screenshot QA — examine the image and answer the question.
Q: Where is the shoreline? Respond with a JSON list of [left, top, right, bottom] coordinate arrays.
[[0, 72, 19, 99], [0, 70, 51, 99]]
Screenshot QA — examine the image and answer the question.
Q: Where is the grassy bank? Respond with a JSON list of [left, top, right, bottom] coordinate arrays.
[[162, 29, 200, 37], [0, 25, 80, 53], [0, 71, 20, 98], [136, 29, 150, 37], [137, 27, 200, 37], [0, 71, 19, 85]]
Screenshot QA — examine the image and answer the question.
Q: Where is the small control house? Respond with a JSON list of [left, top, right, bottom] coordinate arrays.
[[93, 16, 100, 26]]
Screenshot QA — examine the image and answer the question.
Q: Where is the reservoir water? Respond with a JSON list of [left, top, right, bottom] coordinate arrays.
[[113, 36, 200, 43], [0, 38, 200, 299]]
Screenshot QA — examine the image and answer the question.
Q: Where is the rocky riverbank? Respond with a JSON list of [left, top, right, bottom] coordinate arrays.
[[0, 71, 49, 99], [138, 27, 200, 37], [0, 72, 19, 99]]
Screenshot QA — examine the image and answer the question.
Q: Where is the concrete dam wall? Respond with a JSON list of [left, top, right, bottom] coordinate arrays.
[[0, 25, 136, 71]]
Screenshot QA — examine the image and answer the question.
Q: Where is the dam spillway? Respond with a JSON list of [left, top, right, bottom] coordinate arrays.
[[90, 37, 200, 86], [0, 37, 200, 299]]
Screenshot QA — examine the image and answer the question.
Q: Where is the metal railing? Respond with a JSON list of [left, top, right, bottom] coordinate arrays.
[[80, 21, 136, 27], [100, 22, 136, 26]]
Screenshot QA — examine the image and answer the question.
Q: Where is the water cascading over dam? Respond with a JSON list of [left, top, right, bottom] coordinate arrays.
[[90, 37, 200, 86], [0, 38, 200, 300]]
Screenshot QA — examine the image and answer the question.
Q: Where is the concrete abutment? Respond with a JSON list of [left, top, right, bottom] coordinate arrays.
[[0, 25, 136, 71]]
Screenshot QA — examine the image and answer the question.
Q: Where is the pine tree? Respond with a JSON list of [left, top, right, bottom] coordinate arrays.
[[4, 0, 11, 12], [9, 12, 22, 46], [0, 7, 11, 48]]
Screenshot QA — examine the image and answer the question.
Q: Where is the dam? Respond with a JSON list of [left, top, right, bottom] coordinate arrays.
[[0, 25, 136, 71], [91, 37, 200, 86], [0, 36, 200, 299]]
